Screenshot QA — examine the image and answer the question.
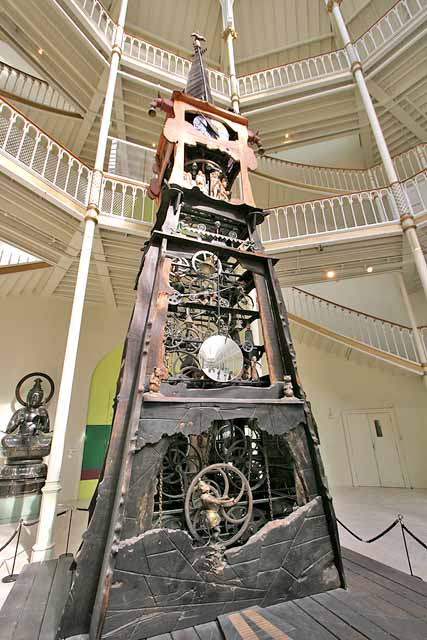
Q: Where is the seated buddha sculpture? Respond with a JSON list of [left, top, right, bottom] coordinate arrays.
[[2, 377, 52, 460]]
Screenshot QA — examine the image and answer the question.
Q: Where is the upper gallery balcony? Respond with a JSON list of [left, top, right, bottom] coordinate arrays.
[[0, 0, 425, 161]]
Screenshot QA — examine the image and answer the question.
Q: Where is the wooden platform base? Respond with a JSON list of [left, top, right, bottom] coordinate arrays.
[[1, 549, 426, 640]]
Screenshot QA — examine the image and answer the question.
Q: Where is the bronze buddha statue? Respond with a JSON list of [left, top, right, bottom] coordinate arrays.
[[0, 374, 54, 497]]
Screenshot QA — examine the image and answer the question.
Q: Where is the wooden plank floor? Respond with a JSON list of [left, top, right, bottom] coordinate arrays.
[[1, 549, 426, 639]]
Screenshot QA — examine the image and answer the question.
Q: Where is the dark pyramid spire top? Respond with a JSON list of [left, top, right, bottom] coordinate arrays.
[[185, 33, 213, 104]]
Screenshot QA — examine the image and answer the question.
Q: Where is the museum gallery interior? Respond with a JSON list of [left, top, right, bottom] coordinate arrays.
[[0, 1, 426, 639]]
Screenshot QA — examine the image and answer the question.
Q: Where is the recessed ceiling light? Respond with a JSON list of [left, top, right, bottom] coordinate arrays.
[[326, 270, 336, 279], [151, 142, 156, 148], [366, 266, 373, 273], [284, 133, 289, 139], [38, 47, 44, 55]]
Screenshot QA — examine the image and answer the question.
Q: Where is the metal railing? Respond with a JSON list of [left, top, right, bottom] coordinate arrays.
[[356, 0, 425, 62], [261, 188, 398, 243], [285, 287, 421, 365], [238, 49, 349, 98], [258, 144, 427, 193], [0, 62, 78, 114], [0, 99, 90, 205]]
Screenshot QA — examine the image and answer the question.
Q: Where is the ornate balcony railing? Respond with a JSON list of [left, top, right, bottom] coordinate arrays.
[[258, 144, 427, 194], [0, 62, 79, 114], [99, 175, 155, 224], [0, 97, 426, 238], [122, 34, 230, 98], [69, 0, 425, 103], [73, 0, 115, 43], [285, 287, 421, 366], [238, 49, 349, 98], [0, 99, 90, 204], [356, 0, 426, 63], [261, 188, 398, 243], [404, 170, 427, 217]]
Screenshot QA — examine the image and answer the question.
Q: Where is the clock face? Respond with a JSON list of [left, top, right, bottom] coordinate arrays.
[[193, 114, 211, 137], [193, 114, 230, 141]]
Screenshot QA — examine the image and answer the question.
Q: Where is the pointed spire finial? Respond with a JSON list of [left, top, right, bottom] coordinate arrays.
[[186, 33, 213, 104]]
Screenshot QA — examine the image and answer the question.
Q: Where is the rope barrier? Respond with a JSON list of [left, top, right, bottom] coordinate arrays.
[[0, 524, 20, 553], [336, 517, 400, 543], [337, 513, 427, 580]]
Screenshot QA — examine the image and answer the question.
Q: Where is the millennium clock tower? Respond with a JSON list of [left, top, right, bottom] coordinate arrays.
[[60, 35, 344, 640]]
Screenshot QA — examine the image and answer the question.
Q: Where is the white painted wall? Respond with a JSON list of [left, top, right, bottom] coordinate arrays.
[[293, 334, 427, 489], [275, 134, 367, 169], [0, 295, 129, 502]]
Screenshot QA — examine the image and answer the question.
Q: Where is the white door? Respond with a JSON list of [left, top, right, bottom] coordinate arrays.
[[344, 410, 405, 488], [367, 412, 405, 487]]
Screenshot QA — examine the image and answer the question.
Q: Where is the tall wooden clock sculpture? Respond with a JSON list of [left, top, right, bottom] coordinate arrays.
[[60, 35, 344, 640]]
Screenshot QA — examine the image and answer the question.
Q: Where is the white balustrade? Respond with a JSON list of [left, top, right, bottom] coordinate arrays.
[[73, 0, 115, 42], [122, 34, 191, 80], [356, 0, 425, 62], [0, 241, 39, 266], [403, 170, 427, 217], [122, 34, 230, 96], [99, 176, 155, 224], [0, 99, 90, 204], [238, 0, 425, 99], [285, 287, 420, 364], [259, 144, 427, 193], [0, 62, 77, 113], [261, 189, 397, 243], [68, 0, 424, 102], [238, 49, 349, 98]]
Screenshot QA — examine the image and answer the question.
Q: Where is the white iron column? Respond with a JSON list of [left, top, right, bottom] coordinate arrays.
[[326, 0, 427, 305], [32, 0, 129, 562], [397, 273, 427, 388], [220, 0, 240, 114]]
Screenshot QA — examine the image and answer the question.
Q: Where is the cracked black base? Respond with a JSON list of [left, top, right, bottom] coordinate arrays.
[[102, 497, 340, 640]]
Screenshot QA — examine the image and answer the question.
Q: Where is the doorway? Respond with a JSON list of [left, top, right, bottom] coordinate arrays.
[[343, 410, 405, 488]]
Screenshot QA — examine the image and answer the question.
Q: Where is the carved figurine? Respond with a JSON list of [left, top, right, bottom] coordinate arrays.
[[183, 171, 193, 188], [195, 170, 207, 193], [219, 176, 230, 201], [209, 171, 221, 199], [197, 479, 237, 541], [149, 367, 166, 393], [284, 375, 295, 398], [1, 374, 54, 497], [2, 377, 52, 452], [250, 356, 259, 382]]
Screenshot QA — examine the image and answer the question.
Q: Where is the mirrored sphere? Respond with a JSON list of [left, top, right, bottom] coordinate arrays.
[[199, 335, 243, 382]]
